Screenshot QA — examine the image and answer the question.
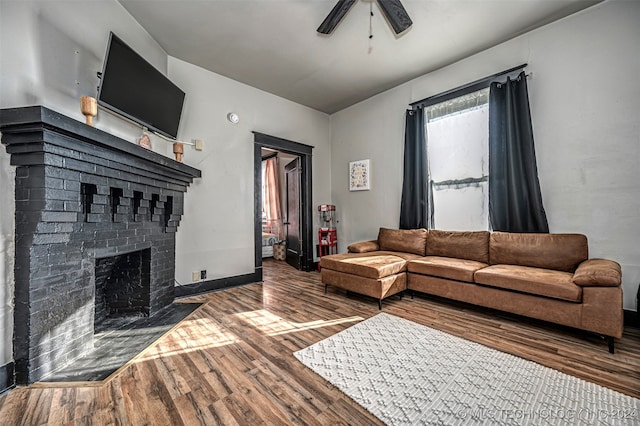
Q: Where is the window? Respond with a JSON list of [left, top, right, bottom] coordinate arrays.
[[426, 88, 489, 230]]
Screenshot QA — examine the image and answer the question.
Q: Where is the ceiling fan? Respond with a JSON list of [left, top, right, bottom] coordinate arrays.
[[317, 0, 413, 35]]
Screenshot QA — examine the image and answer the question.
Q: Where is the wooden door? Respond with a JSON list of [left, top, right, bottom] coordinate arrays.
[[284, 158, 302, 269]]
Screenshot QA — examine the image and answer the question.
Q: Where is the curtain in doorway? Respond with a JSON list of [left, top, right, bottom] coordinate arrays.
[[400, 107, 431, 229], [488, 71, 549, 233], [263, 157, 283, 239]]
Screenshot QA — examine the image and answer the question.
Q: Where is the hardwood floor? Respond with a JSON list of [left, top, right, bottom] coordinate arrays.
[[1, 259, 639, 425]]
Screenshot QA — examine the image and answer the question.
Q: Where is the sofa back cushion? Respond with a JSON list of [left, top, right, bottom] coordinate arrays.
[[490, 232, 588, 272], [378, 227, 427, 256], [426, 230, 490, 263]]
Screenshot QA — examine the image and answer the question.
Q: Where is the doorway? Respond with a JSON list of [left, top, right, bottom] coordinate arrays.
[[253, 132, 313, 276]]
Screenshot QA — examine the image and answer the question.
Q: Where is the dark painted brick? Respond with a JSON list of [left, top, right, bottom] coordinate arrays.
[[90, 204, 106, 214], [43, 153, 64, 167], [10, 152, 45, 166], [45, 188, 80, 202], [15, 210, 41, 224], [14, 188, 30, 201], [28, 188, 47, 200], [82, 174, 108, 186], [96, 230, 118, 239], [15, 200, 47, 212], [86, 213, 109, 223], [16, 173, 46, 188], [33, 233, 70, 245], [64, 180, 81, 192], [36, 222, 73, 234], [96, 185, 110, 195], [91, 195, 108, 205], [64, 201, 83, 212], [46, 177, 65, 189], [46, 167, 80, 181], [41, 211, 77, 222], [113, 214, 129, 223], [126, 236, 145, 245], [106, 237, 128, 247], [65, 251, 83, 263], [43, 199, 66, 211], [64, 157, 96, 173]]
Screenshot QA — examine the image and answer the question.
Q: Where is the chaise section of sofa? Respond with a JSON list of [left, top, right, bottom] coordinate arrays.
[[319, 227, 623, 352], [320, 228, 427, 309]]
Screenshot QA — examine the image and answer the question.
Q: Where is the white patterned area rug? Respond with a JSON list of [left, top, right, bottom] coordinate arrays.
[[294, 313, 640, 425]]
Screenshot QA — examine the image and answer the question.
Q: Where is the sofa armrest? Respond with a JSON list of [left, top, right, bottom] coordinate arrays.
[[572, 258, 621, 287], [348, 240, 380, 253]]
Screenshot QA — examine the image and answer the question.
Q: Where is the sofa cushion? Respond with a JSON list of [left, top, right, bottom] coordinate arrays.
[[490, 232, 588, 272], [474, 264, 582, 302], [408, 257, 489, 283], [426, 230, 490, 263], [378, 227, 427, 256], [319, 252, 409, 279], [573, 258, 622, 287], [348, 240, 380, 253]]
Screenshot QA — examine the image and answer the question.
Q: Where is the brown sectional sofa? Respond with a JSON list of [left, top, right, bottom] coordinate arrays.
[[319, 228, 623, 352]]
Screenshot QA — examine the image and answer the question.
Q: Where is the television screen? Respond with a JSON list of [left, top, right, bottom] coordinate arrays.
[[97, 32, 185, 140]]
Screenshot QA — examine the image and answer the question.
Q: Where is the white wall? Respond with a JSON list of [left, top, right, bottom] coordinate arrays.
[[330, 0, 640, 311], [330, 85, 412, 246], [169, 57, 330, 283]]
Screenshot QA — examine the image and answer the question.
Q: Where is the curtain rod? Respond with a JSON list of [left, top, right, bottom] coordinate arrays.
[[410, 63, 527, 110], [262, 152, 278, 161]]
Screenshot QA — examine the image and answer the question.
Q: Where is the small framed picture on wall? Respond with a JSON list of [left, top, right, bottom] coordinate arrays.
[[349, 159, 370, 191]]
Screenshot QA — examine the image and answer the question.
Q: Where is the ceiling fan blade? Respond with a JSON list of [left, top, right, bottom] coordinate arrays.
[[376, 0, 413, 34], [317, 0, 358, 34]]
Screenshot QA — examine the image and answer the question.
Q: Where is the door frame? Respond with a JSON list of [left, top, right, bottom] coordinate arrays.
[[253, 132, 313, 276]]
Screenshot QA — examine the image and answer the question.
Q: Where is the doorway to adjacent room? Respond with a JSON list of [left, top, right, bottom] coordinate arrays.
[[253, 132, 313, 276]]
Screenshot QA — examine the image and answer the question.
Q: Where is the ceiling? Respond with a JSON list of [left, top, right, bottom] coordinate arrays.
[[118, 0, 601, 114]]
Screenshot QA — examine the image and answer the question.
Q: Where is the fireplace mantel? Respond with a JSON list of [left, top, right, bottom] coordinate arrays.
[[0, 105, 200, 181], [1, 106, 201, 384]]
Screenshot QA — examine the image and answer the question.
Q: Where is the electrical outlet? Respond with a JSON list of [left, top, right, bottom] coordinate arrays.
[[194, 139, 203, 151], [192, 271, 200, 281], [200, 270, 207, 280]]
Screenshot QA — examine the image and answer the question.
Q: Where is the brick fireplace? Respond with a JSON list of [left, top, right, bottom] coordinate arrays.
[[0, 106, 201, 384]]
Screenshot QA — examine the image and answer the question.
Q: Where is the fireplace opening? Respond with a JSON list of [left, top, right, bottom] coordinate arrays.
[[94, 249, 151, 332]]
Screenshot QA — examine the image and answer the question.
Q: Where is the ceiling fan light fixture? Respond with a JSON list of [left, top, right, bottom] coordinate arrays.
[[376, 0, 413, 34], [317, 0, 357, 34], [317, 0, 412, 36]]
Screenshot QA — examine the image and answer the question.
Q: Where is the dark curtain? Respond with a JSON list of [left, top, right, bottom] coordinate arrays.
[[400, 107, 429, 229], [489, 71, 549, 233]]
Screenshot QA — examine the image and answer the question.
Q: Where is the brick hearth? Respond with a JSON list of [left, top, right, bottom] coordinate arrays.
[[0, 106, 200, 384]]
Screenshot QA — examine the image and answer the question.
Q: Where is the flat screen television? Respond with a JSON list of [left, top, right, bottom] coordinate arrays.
[[97, 32, 185, 140]]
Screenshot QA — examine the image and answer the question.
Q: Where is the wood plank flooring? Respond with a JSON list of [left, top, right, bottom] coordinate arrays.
[[1, 259, 639, 425]]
